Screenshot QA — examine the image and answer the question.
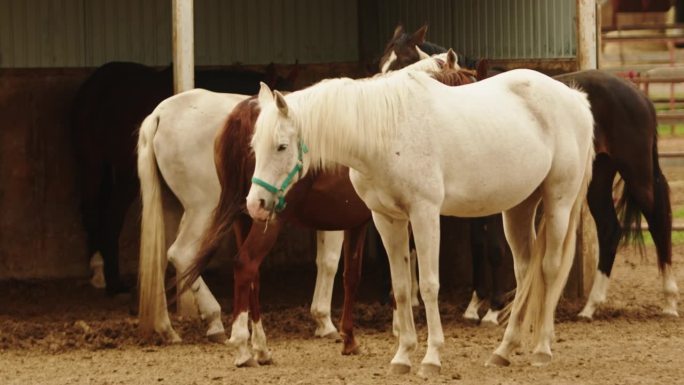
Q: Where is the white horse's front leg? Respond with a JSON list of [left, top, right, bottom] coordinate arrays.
[[311, 231, 344, 339], [409, 205, 444, 378], [372, 212, 415, 374]]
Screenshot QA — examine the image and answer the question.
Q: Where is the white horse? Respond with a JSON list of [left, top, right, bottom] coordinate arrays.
[[136, 89, 345, 346], [246, 68, 594, 375]]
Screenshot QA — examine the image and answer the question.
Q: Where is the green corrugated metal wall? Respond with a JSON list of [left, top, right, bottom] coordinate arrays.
[[0, 0, 576, 68]]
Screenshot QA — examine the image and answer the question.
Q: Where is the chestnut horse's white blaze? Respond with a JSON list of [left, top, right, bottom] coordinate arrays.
[[247, 69, 594, 375], [136, 89, 345, 352]]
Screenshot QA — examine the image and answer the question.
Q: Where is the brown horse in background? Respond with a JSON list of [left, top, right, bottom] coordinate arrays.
[[380, 25, 679, 320]]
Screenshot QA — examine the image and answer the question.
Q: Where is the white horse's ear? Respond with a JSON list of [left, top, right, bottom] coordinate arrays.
[[446, 49, 457, 69], [258, 82, 273, 106], [416, 45, 430, 60], [274, 90, 289, 116]]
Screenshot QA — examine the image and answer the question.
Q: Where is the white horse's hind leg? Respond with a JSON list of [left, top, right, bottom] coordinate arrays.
[[531, 204, 574, 366], [372, 212, 415, 374], [662, 265, 679, 317], [488, 193, 540, 367], [168, 211, 225, 342], [409, 205, 444, 378], [310, 230, 343, 339]]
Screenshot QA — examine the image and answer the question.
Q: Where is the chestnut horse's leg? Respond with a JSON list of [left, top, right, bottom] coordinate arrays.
[[340, 223, 368, 355], [229, 216, 282, 367], [310, 231, 344, 340]]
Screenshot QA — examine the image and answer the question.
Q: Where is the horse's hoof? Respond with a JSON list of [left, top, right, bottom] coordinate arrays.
[[480, 319, 498, 328], [236, 357, 259, 368], [485, 353, 510, 367], [342, 343, 361, 356], [417, 363, 441, 378], [530, 352, 552, 367], [389, 363, 411, 375], [662, 308, 679, 318], [207, 331, 228, 344], [322, 330, 342, 342], [576, 313, 593, 322], [463, 314, 480, 324], [256, 353, 274, 366]]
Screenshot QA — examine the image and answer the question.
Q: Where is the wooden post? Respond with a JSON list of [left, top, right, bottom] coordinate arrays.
[[172, 0, 199, 317], [578, 0, 598, 70], [172, 0, 194, 93], [567, 0, 599, 299]]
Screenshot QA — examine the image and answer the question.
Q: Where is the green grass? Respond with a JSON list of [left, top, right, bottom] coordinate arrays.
[[657, 124, 684, 135], [674, 206, 684, 219], [641, 230, 684, 246]]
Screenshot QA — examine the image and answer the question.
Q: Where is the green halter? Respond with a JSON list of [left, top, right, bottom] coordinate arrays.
[[251, 140, 309, 212]]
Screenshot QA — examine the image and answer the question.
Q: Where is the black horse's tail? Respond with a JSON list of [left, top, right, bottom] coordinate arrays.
[[616, 119, 672, 272]]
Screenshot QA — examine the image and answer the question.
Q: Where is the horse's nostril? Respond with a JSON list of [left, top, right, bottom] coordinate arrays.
[[259, 199, 266, 209]]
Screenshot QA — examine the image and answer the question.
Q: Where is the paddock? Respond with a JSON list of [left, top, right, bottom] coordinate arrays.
[[1, 236, 683, 384], [2, 0, 684, 383]]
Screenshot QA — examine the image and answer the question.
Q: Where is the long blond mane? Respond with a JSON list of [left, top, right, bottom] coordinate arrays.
[[252, 70, 433, 172]]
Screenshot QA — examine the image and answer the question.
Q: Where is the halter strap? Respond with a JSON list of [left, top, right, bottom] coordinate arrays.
[[251, 140, 308, 212]]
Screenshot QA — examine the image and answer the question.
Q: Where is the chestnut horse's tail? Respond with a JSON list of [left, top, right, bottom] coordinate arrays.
[[182, 98, 258, 290], [137, 112, 169, 336]]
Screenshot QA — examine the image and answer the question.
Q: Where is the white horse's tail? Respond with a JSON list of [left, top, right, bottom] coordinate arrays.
[[515, 141, 595, 344], [137, 112, 168, 336]]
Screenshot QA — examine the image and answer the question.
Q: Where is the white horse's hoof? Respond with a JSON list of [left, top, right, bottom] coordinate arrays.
[[480, 319, 498, 328], [417, 363, 441, 378], [236, 357, 259, 368], [207, 331, 228, 344], [389, 363, 411, 375], [321, 330, 342, 342], [463, 314, 480, 324], [255, 351, 274, 366], [662, 308, 679, 317], [485, 353, 510, 367], [531, 352, 552, 367], [577, 312, 593, 322]]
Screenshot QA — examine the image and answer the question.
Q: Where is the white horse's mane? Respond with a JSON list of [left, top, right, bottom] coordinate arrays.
[[253, 69, 437, 172]]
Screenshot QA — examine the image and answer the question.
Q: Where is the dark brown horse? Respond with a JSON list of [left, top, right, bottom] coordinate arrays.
[[71, 61, 295, 294], [380, 25, 679, 319]]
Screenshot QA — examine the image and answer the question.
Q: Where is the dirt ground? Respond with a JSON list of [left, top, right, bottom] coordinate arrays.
[[1, 139, 683, 385]]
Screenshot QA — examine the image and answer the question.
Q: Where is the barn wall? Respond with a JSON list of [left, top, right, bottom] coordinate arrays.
[[362, 0, 577, 63], [0, 0, 359, 67]]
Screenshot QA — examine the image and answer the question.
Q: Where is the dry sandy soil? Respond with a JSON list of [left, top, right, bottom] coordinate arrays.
[[1, 139, 683, 385]]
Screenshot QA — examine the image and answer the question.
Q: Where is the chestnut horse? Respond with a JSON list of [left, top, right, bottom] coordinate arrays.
[[183, 96, 371, 366], [71, 61, 295, 294], [379, 25, 679, 320]]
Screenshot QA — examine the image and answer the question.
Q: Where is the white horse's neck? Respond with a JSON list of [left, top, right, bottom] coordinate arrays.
[[288, 73, 415, 175]]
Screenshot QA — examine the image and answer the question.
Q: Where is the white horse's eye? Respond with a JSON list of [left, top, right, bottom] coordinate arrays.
[[277, 144, 288, 152]]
